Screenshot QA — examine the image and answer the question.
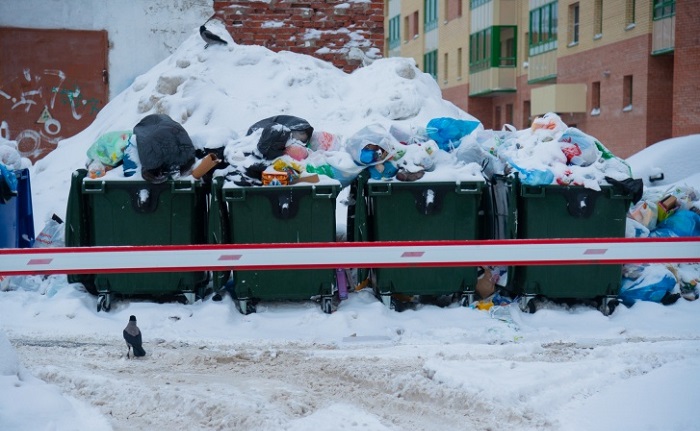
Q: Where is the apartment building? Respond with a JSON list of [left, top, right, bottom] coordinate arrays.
[[386, 0, 698, 158]]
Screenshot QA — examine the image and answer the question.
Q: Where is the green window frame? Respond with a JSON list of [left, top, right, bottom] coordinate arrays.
[[388, 15, 401, 49], [529, 1, 558, 55], [469, 28, 491, 72], [469, 26, 516, 73], [653, 0, 675, 19], [424, 0, 438, 32], [424, 50, 438, 79]]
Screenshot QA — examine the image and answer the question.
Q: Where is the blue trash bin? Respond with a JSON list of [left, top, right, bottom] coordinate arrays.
[[0, 168, 35, 248]]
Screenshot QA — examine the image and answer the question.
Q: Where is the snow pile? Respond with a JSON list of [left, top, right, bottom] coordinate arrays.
[[0, 332, 111, 430], [24, 20, 479, 223]]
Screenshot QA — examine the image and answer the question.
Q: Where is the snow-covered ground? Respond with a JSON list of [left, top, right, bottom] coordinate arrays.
[[1, 22, 700, 431], [2, 281, 700, 431]]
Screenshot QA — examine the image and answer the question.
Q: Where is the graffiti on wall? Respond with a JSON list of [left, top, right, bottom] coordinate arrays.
[[0, 67, 102, 160]]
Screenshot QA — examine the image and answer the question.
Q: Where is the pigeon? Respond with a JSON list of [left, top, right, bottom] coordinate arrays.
[[123, 315, 146, 358], [200, 25, 228, 49]]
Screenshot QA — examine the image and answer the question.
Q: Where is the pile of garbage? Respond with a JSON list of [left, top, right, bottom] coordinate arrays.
[[620, 183, 700, 305], [213, 111, 633, 190], [83, 110, 641, 195]]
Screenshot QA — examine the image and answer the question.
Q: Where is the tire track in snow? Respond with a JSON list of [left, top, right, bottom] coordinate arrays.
[[12, 336, 557, 431], [16, 335, 697, 430]]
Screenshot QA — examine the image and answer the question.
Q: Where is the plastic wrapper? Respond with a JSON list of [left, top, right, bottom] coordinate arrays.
[[86, 131, 132, 167]]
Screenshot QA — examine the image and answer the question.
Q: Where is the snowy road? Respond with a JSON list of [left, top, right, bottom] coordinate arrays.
[[10, 330, 700, 431]]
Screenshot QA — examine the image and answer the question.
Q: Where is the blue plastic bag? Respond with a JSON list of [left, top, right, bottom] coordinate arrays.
[[122, 137, 140, 177], [507, 159, 554, 186], [619, 266, 677, 307], [0, 163, 18, 194], [650, 210, 700, 238], [426, 118, 480, 151]]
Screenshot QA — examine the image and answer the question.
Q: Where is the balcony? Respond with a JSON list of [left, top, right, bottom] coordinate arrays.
[[469, 67, 516, 96], [652, 15, 675, 55], [530, 83, 587, 116]]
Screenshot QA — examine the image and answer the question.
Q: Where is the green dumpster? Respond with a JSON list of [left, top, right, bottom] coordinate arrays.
[[65, 169, 210, 311], [352, 172, 485, 310], [210, 177, 340, 314], [510, 177, 633, 314]]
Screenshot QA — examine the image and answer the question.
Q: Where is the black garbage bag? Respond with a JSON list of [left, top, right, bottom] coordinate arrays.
[[133, 114, 196, 183], [247, 115, 313, 160], [605, 176, 644, 204]]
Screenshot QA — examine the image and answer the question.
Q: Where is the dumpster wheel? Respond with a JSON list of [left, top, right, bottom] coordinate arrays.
[[519, 295, 539, 314], [459, 291, 475, 307], [236, 298, 256, 315], [97, 294, 111, 313], [599, 297, 619, 316], [182, 292, 196, 305], [321, 296, 334, 314]]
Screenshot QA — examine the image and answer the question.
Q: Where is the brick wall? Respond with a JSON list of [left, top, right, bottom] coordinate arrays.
[[442, 83, 495, 128], [213, 0, 384, 72], [557, 35, 666, 158], [672, 0, 700, 137]]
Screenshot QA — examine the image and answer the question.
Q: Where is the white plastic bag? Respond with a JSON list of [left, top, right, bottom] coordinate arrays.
[[33, 214, 65, 248]]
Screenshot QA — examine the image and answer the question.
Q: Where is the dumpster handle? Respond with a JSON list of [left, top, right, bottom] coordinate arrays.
[[223, 188, 246, 201], [171, 181, 194, 193], [368, 183, 392, 196], [312, 186, 337, 199], [521, 186, 546, 198], [82, 180, 106, 194], [456, 182, 481, 194], [608, 187, 631, 200]]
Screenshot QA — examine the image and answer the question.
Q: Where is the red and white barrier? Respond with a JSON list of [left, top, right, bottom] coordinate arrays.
[[1, 237, 698, 276]]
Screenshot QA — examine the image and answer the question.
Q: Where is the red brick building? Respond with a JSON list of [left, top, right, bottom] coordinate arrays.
[[213, 0, 385, 72]]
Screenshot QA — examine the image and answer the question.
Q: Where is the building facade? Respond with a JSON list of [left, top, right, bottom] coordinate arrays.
[[386, 0, 698, 158], [213, 0, 385, 72]]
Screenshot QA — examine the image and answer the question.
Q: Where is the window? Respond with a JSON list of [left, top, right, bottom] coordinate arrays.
[[494, 106, 502, 130], [406, 11, 420, 40], [623, 75, 633, 111], [457, 47, 463, 79], [498, 26, 516, 66], [446, 0, 463, 21], [469, 26, 516, 72], [470, 28, 491, 72], [412, 11, 419, 38], [568, 3, 579, 45], [594, 0, 603, 38], [425, 0, 438, 32], [625, 0, 636, 28], [523, 32, 530, 64], [505, 104, 513, 126], [530, 2, 558, 54], [424, 50, 438, 79], [388, 15, 401, 49], [523, 101, 531, 128], [653, 0, 675, 19], [443, 52, 449, 82], [591, 81, 600, 116], [470, 0, 491, 9], [404, 16, 410, 41]]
